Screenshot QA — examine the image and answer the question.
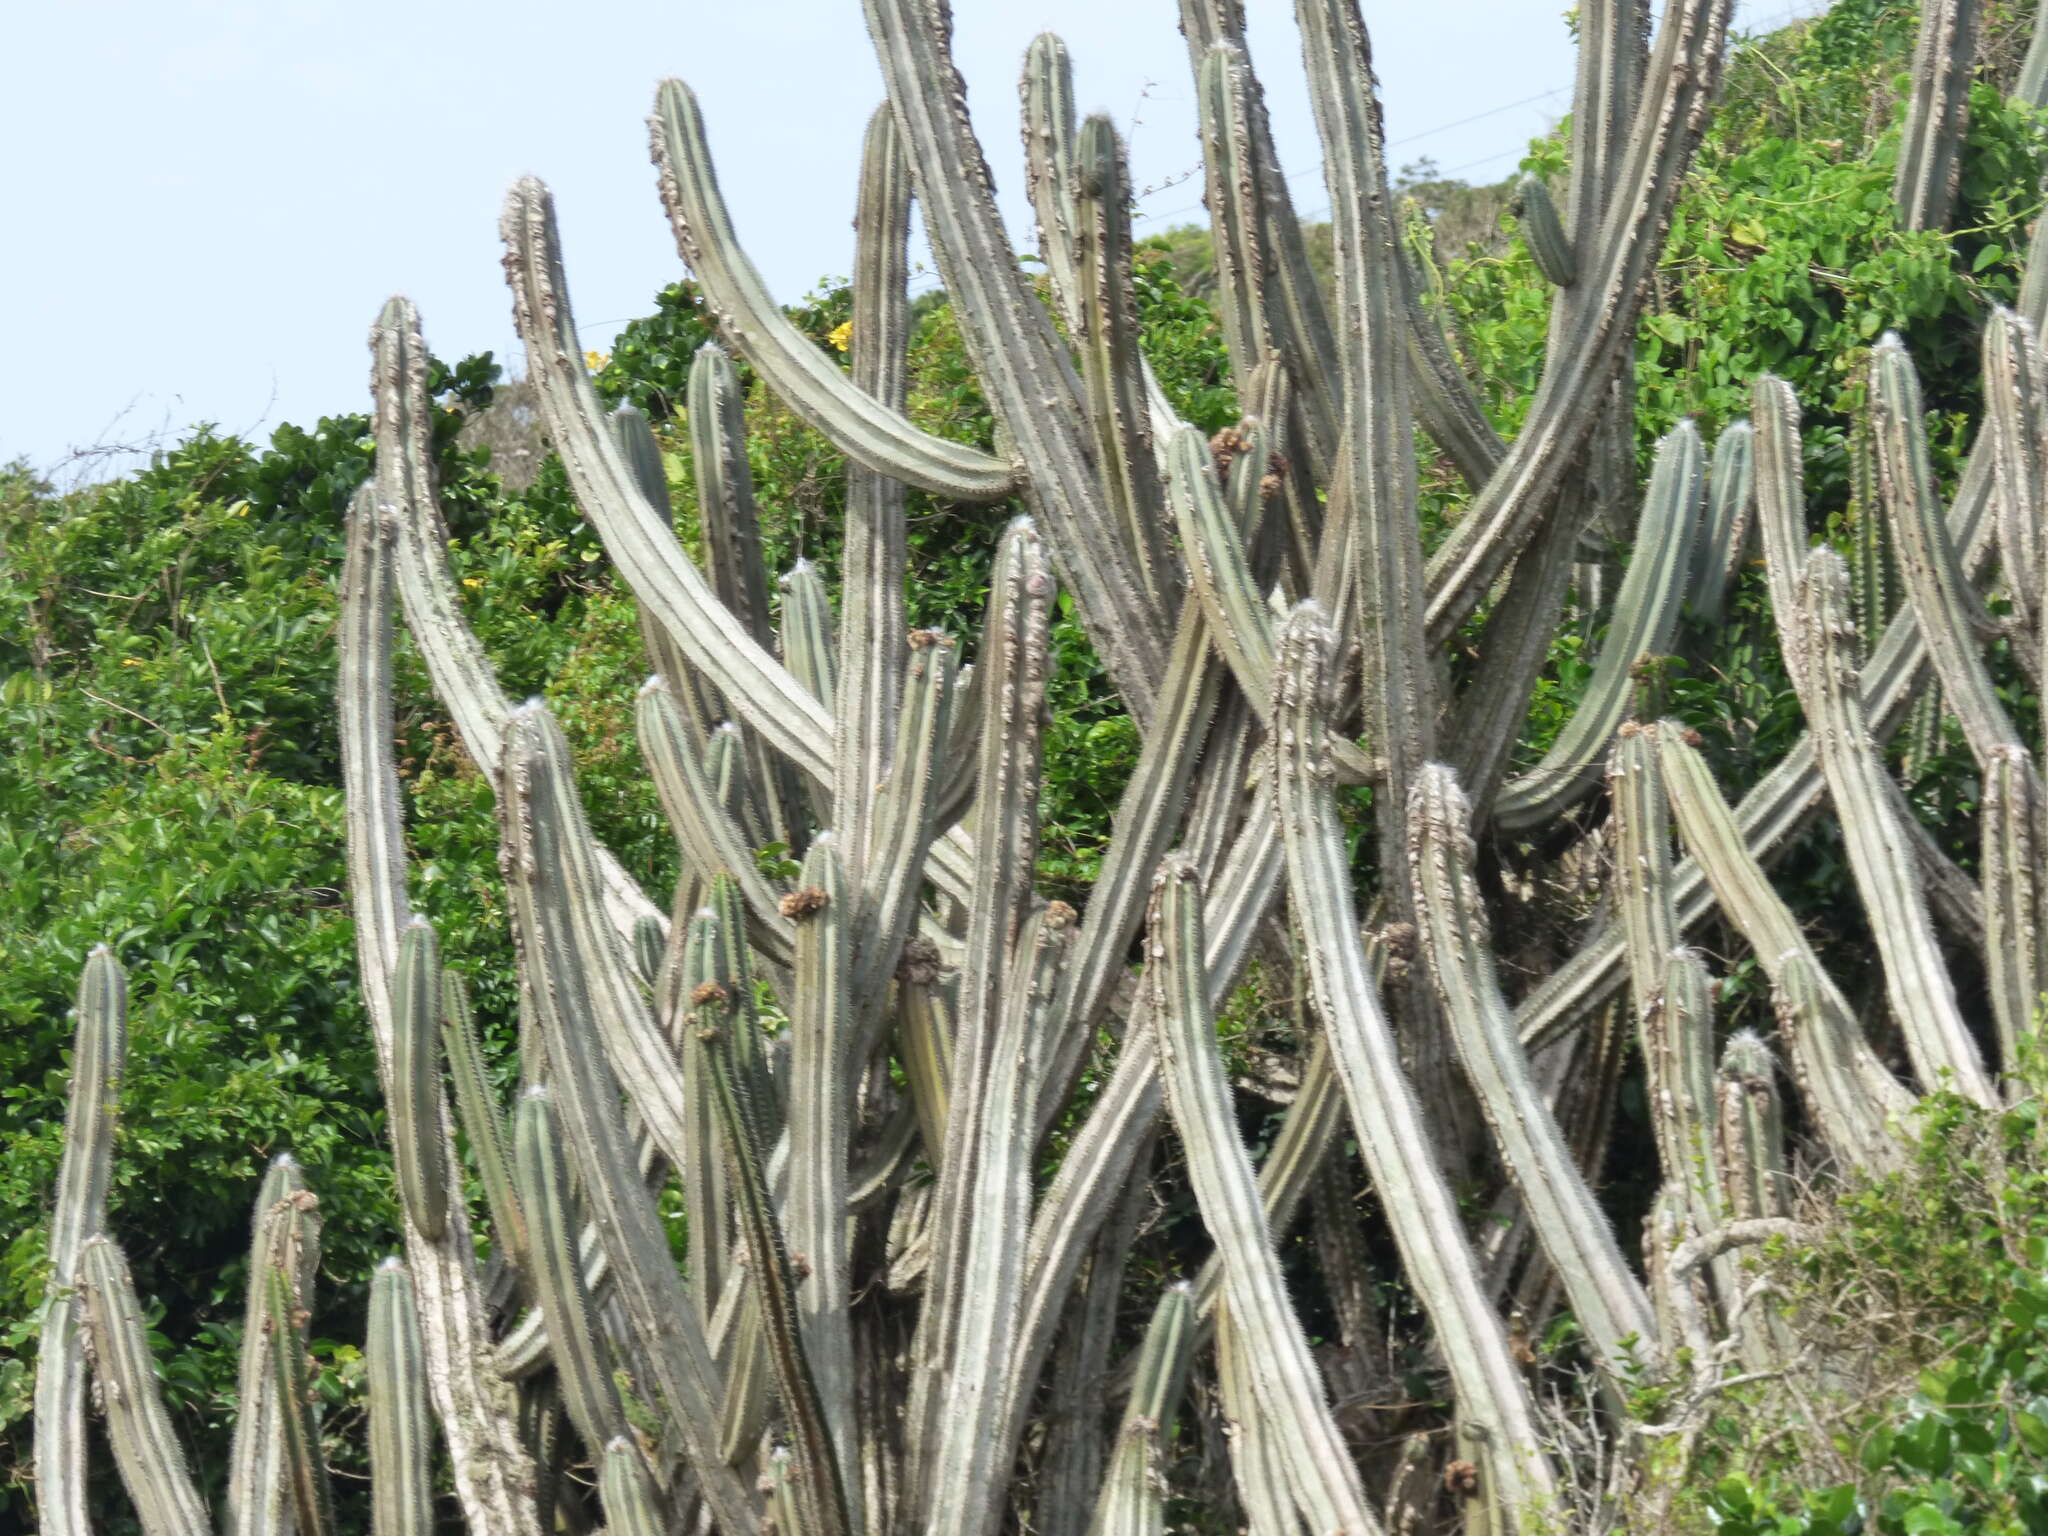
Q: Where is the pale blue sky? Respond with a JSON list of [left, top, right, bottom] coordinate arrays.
[[6, 1, 1816, 481]]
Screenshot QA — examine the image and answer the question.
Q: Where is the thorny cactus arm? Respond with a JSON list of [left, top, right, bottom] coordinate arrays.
[[1984, 309, 2045, 633], [1271, 605, 1558, 1522], [1424, 0, 1732, 645], [368, 1259, 436, 1536], [267, 1262, 339, 1536], [1893, 0, 1978, 232], [498, 705, 758, 1534], [1983, 749, 2048, 1072], [838, 100, 915, 878], [690, 917, 855, 1536], [1022, 33, 1081, 332], [371, 298, 661, 938], [1779, 549, 1993, 1103], [1086, 1283, 1193, 1536], [1693, 418, 1755, 626], [1872, 334, 2024, 768], [1513, 172, 1576, 286], [646, 81, 1012, 502], [439, 970, 529, 1289], [229, 1156, 322, 1536], [514, 1087, 627, 1455], [338, 485, 541, 1533], [1408, 763, 1662, 1385], [392, 918, 452, 1241], [35, 945, 124, 1536], [1653, 725, 1914, 1168], [78, 1235, 212, 1536], [1150, 857, 1379, 1536], [858, 0, 1171, 720], [1493, 420, 1704, 831]]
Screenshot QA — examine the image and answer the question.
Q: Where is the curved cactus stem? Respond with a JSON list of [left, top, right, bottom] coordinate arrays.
[[1985, 309, 2046, 633], [498, 706, 758, 1535], [1085, 1282, 1192, 1536], [1213, 1297, 1300, 1536], [1894, 0, 1979, 232], [1513, 173, 1577, 285], [1778, 549, 1994, 1103], [1873, 334, 2024, 768], [228, 1155, 321, 1536], [1693, 418, 1755, 626], [1494, 421, 1704, 830], [35, 945, 125, 1536], [1653, 725, 1913, 1168], [784, 836, 859, 1476], [1298, 0, 1436, 878], [639, 678, 798, 972], [1409, 763, 1662, 1383], [646, 82, 1012, 502], [1195, 43, 1277, 393], [690, 919, 854, 1536], [1983, 748, 2048, 1077], [913, 521, 1053, 1512], [339, 484, 542, 1533], [78, 1235, 211, 1536], [858, 0, 1172, 721], [440, 969, 529, 1290], [371, 297, 663, 940], [367, 1259, 436, 1536], [1423, 0, 1732, 645], [838, 100, 916, 885], [1272, 605, 1558, 1521], [925, 902, 1079, 1536], [392, 917, 452, 1241], [266, 1262, 338, 1536], [1022, 33, 1081, 330], [515, 1086, 627, 1454], [781, 558, 838, 706], [848, 631, 957, 1024], [608, 400, 668, 510], [1073, 112, 1176, 613], [602, 1436, 668, 1536], [1150, 857, 1379, 1535]]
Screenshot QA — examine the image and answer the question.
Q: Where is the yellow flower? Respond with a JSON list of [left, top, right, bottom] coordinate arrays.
[[463, 577, 484, 589], [826, 320, 853, 353], [584, 349, 611, 372], [122, 658, 144, 667]]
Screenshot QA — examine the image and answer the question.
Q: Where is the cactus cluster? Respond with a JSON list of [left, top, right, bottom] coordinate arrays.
[[32, 1, 2048, 1532]]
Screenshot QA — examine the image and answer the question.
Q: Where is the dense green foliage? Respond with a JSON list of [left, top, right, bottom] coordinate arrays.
[[8, 1, 2048, 1523]]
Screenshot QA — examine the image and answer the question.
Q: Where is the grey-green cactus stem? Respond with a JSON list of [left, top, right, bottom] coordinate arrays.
[[497, 705, 757, 1535], [368, 1259, 436, 1536], [647, 82, 1012, 503], [1072, 112, 1175, 613], [1893, 0, 1979, 231], [1493, 420, 1703, 830], [1298, 0, 1435, 885], [1985, 309, 2045, 632], [838, 99, 916, 889], [1694, 418, 1755, 625], [858, 0, 1172, 722], [1423, 0, 1732, 645], [1271, 604, 1558, 1522], [1150, 857, 1380, 1535], [338, 484, 542, 1534], [1408, 762, 1662, 1386], [515, 1086, 628, 1455], [1022, 33, 1081, 330], [690, 922, 854, 1536], [1872, 334, 2024, 768], [1782, 550, 1993, 1103], [267, 1262, 339, 1536], [36, 945, 125, 1536], [1983, 748, 2048, 1074], [79, 1235, 211, 1536], [229, 1157, 322, 1536], [1086, 1283, 1193, 1536], [602, 1436, 668, 1536], [392, 917, 452, 1240], [440, 971, 529, 1290], [1513, 173, 1576, 285], [781, 558, 839, 710], [784, 835, 859, 1479], [1654, 725, 1913, 1169]]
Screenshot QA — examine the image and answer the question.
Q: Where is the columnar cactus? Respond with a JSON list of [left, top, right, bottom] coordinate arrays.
[[41, 0, 2048, 1531]]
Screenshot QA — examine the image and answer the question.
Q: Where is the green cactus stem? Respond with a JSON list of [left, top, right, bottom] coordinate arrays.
[[368, 1258, 436, 1536], [1513, 173, 1576, 285], [392, 917, 452, 1241], [228, 1156, 321, 1536], [266, 1262, 338, 1536], [1893, 0, 1978, 231]]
